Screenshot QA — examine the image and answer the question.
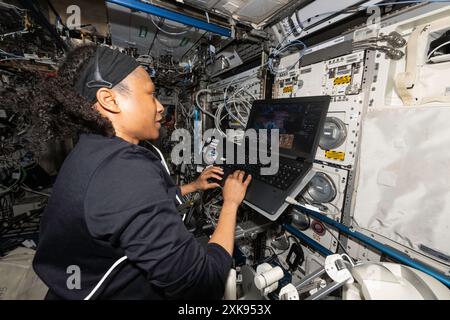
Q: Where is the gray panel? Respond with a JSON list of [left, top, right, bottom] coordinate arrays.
[[301, 41, 354, 67]]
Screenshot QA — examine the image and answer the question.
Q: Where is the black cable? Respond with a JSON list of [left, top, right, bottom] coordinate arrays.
[[147, 17, 163, 55], [288, 235, 300, 246], [45, 0, 67, 28], [322, 224, 350, 256]]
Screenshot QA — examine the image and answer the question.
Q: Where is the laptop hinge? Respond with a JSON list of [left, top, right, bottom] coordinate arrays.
[[295, 157, 311, 163]]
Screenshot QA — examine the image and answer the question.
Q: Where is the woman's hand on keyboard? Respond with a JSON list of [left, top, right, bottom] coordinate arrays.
[[222, 170, 252, 208], [195, 166, 224, 190]]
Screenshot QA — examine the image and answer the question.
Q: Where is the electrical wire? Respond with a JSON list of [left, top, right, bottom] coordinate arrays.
[[326, 202, 342, 216], [341, 253, 356, 267], [0, 1, 26, 12], [21, 184, 50, 197], [195, 89, 217, 119], [149, 15, 193, 36], [322, 224, 351, 256], [0, 49, 25, 60], [288, 235, 301, 247], [0, 29, 30, 39], [0, 167, 26, 196], [266, 40, 307, 75], [300, 194, 341, 216], [427, 40, 450, 60], [222, 74, 256, 126], [210, 77, 258, 139], [265, 1, 450, 74]]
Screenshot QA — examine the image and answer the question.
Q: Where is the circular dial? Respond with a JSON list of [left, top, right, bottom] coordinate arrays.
[[306, 172, 337, 204], [319, 117, 347, 150], [291, 208, 310, 231]]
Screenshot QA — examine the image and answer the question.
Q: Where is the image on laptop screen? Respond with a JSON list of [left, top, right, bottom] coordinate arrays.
[[249, 97, 330, 159]]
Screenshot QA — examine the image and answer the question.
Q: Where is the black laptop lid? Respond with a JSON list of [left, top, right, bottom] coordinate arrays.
[[246, 96, 331, 161]]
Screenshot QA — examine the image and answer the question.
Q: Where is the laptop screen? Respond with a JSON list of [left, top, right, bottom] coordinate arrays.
[[247, 96, 330, 160]]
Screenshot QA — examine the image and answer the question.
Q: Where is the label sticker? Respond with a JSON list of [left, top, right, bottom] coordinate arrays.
[[333, 75, 352, 86], [325, 150, 345, 161], [283, 86, 294, 93]]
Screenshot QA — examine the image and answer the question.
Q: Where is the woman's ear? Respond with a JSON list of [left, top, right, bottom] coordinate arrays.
[[96, 88, 121, 114]]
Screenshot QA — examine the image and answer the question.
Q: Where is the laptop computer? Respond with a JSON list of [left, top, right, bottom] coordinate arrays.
[[221, 96, 330, 221]]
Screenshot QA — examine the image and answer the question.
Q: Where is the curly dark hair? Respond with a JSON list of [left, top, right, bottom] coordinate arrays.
[[1, 45, 116, 156], [34, 45, 116, 137]]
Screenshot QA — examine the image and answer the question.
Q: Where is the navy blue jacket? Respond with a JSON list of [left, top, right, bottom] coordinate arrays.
[[33, 134, 232, 299]]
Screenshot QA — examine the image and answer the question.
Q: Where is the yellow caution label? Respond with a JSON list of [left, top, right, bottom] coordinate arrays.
[[333, 75, 352, 86], [325, 150, 345, 161], [283, 86, 294, 93]]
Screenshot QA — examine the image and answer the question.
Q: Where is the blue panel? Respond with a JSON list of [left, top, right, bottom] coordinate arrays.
[[107, 0, 231, 37]]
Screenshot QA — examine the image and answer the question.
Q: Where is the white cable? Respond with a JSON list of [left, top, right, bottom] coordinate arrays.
[[21, 185, 50, 197], [149, 15, 192, 36], [227, 98, 249, 125], [230, 88, 254, 120], [84, 256, 128, 300], [211, 75, 256, 136], [427, 40, 450, 61], [265, 40, 306, 75], [341, 254, 356, 267], [232, 100, 247, 123], [223, 75, 254, 125], [0, 30, 30, 38], [0, 1, 26, 11], [214, 102, 227, 137], [285, 196, 301, 206], [195, 89, 216, 119], [0, 49, 24, 59]]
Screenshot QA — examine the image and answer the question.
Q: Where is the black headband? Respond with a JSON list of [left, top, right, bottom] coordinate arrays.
[[74, 46, 141, 102]]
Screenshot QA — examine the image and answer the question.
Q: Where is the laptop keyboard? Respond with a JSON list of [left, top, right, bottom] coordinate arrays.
[[222, 158, 306, 191]]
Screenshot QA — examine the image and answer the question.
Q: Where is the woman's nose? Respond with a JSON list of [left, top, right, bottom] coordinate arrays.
[[156, 99, 165, 113]]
